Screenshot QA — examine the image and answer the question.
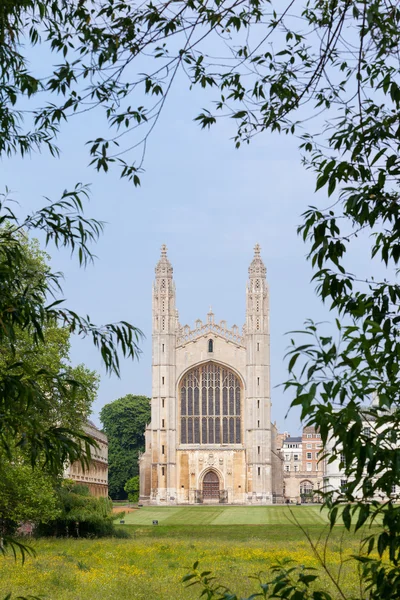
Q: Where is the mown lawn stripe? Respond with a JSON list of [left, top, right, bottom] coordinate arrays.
[[119, 505, 329, 526]]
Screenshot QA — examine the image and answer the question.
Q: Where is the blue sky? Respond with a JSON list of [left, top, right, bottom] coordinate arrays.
[[3, 60, 363, 436]]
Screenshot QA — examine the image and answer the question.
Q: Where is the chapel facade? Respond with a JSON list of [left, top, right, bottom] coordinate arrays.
[[139, 245, 283, 505]]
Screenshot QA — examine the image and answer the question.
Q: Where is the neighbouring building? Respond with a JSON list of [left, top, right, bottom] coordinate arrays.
[[300, 425, 323, 501], [282, 435, 302, 501], [275, 430, 290, 452], [282, 436, 302, 474], [282, 426, 323, 503], [64, 420, 108, 497], [139, 244, 283, 505], [322, 413, 399, 501]]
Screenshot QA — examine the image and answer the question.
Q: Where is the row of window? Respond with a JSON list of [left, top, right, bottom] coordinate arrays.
[[285, 452, 319, 461], [338, 480, 396, 494], [285, 463, 317, 472], [284, 442, 322, 450], [285, 454, 300, 461], [306, 443, 323, 449]]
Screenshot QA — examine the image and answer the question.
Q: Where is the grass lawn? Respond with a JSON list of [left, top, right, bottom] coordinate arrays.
[[1, 507, 373, 600], [118, 504, 329, 526]]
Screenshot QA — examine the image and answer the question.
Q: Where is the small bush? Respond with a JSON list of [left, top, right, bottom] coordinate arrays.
[[36, 482, 117, 538]]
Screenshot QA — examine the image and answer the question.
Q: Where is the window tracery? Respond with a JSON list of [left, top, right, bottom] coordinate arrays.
[[180, 363, 241, 445]]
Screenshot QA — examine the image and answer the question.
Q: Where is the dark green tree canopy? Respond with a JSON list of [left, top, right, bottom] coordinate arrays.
[[100, 395, 150, 499]]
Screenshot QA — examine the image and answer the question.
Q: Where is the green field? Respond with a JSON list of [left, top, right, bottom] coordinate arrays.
[[1, 507, 372, 600], [119, 505, 328, 526]]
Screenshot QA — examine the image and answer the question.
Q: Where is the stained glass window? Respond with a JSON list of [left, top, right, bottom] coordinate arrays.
[[180, 363, 241, 444]]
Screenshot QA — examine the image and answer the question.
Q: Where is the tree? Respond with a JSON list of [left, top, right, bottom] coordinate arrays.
[[0, 460, 60, 536], [0, 2, 148, 563], [37, 481, 115, 538], [100, 395, 151, 499], [0, 201, 141, 564], [0, 193, 142, 475], [124, 476, 140, 504], [0, 235, 101, 539], [0, 310, 100, 433], [0, 231, 100, 440]]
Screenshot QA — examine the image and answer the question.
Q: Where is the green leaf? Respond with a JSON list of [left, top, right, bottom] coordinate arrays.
[[355, 503, 370, 531]]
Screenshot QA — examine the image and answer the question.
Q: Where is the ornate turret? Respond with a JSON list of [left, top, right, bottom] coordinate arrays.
[[153, 244, 175, 333], [155, 244, 173, 278], [248, 243, 267, 278], [148, 243, 178, 504], [245, 243, 271, 502], [246, 244, 268, 332]]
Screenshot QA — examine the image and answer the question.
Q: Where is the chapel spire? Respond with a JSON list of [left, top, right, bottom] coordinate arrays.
[[155, 244, 173, 278], [248, 243, 266, 278], [246, 243, 269, 332]]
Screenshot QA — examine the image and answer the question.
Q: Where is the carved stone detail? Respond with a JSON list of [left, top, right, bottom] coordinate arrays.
[[207, 453, 215, 466], [177, 309, 245, 346]]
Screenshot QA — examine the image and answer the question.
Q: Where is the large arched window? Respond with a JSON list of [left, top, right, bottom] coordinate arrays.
[[180, 363, 241, 445]]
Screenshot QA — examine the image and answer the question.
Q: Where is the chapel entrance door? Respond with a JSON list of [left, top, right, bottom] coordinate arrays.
[[203, 471, 220, 499]]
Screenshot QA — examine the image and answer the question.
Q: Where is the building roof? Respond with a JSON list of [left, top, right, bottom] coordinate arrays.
[[84, 420, 108, 444], [283, 436, 302, 443]]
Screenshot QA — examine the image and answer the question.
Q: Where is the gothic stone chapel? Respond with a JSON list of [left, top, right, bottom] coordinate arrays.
[[139, 245, 283, 505]]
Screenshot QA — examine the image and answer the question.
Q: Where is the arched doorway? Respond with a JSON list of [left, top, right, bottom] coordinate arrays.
[[300, 480, 314, 504], [202, 471, 220, 499]]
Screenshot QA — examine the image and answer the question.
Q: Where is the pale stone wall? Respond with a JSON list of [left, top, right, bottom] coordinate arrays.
[[271, 423, 284, 502], [176, 449, 247, 504], [283, 473, 324, 503], [64, 421, 108, 497], [176, 336, 246, 386]]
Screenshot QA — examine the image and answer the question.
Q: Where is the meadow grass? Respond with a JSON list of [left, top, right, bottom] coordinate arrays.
[[0, 507, 373, 600]]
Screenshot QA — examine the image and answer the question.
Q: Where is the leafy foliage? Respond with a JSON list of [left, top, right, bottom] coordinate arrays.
[[182, 560, 331, 600], [37, 481, 115, 538], [0, 194, 142, 480], [0, 0, 392, 190], [124, 475, 140, 503], [100, 395, 150, 499], [0, 184, 142, 566], [0, 459, 60, 536]]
